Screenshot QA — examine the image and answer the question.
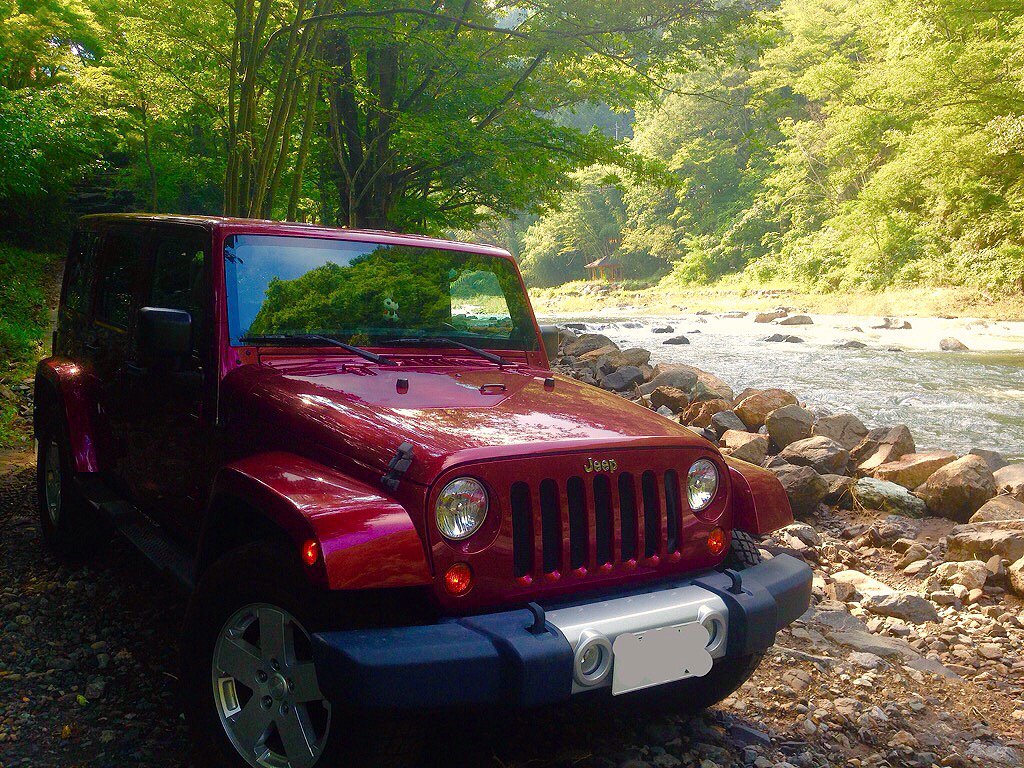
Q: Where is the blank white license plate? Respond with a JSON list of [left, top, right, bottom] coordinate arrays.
[[611, 623, 714, 695]]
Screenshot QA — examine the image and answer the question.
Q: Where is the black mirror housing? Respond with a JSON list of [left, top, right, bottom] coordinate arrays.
[[539, 324, 560, 362], [138, 306, 192, 360]]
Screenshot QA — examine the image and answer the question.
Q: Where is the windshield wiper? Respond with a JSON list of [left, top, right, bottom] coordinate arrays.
[[240, 333, 398, 366], [383, 336, 507, 365]]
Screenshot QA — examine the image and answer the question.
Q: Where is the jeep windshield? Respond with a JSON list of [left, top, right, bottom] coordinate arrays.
[[223, 234, 538, 351]]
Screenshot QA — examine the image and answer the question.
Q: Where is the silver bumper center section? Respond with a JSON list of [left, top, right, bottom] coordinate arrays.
[[545, 583, 729, 693]]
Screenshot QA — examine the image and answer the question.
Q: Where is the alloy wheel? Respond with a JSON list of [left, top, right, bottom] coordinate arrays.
[[212, 603, 331, 768], [44, 440, 61, 526]]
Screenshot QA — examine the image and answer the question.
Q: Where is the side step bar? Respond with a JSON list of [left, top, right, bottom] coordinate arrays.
[[79, 476, 196, 591]]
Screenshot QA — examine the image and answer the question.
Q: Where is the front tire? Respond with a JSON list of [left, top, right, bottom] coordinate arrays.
[[181, 540, 418, 768], [35, 418, 106, 558]]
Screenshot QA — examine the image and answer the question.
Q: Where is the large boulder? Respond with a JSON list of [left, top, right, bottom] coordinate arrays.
[[765, 404, 815, 449], [600, 366, 645, 392], [577, 344, 620, 366], [969, 448, 1008, 472], [680, 398, 732, 428], [822, 474, 856, 507], [720, 430, 769, 465], [691, 377, 734, 404], [597, 347, 651, 373], [872, 451, 957, 490], [994, 463, 1024, 502], [862, 593, 938, 625], [1009, 556, 1024, 597], [777, 314, 813, 326], [780, 436, 850, 475], [710, 409, 747, 437], [638, 367, 699, 396], [852, 477, 927, 517], [932, 560, 989, 591], [734, 388, 798, 430], [649, 386, 690, 413], [812, 413, 869, 451], [771, 463, 828, 516], [755, 310, 787, 323], [916, 455, 996, 521], [946, 520, 1024, 564], [851, 425, 915, 473], [564, 333, 617, 357], [970, 495, 1024, 523]]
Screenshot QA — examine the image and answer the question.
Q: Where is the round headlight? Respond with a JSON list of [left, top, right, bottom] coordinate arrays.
[[687, 459, 719, 511], [436, 477, 489, 540]]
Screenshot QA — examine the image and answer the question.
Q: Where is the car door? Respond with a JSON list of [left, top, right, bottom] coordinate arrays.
[[118, 224, 217, 543], [89, 223, 149, 475]]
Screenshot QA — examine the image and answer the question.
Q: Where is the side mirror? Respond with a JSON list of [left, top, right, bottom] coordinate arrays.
[[539, 324, 560, 362], [138, 306, 192, 361]]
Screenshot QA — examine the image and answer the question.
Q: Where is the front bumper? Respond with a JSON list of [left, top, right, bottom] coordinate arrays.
[[310, 554, 812, 709]]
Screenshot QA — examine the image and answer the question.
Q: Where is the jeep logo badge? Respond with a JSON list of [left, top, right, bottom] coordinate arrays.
[[583, 457, 618, 473]]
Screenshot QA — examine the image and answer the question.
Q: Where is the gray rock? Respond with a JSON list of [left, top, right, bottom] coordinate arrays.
[[970, 494, 1024, 523], [828, 629, 917, 659], [763, 333, 804, 343], [871, 317, 912, 330], [939, 337, 969, 351], [563, 333, 617, 357], [710, 409, 747, 437], [771, 464, 828, 516], [863, 593, 939, 624], [662, 335, 689, 345], [780, 436, 850, 475], [964, 742, 1020, 766], [970, 448, 1008, 472], [917, 455, 997, 521], [835, 340, 867, 349], [812, 413, 868, 451], [638, 368, 699, 397], [851, 424, 916, 473], [601, 366, 644, 392], [822, 474, 856, 507], [765, 404, 815, 449], [852, 477, 927, 517], [754, 310, 787, 323], [652, 325, 674, 333], [777, 314, 813, 326], [946, 520, 1024, 564]]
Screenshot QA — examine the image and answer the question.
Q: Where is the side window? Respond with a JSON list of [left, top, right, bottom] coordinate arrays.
[[95, 227, 145, 329], [150, 229, 208, 349], [65, 229, 99, 313]]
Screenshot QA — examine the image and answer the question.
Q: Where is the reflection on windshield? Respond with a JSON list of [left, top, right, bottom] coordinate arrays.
[[224, 235, 537, 351]]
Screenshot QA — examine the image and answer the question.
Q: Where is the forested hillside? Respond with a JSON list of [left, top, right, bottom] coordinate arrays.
[[516, 0, 1024, 293]]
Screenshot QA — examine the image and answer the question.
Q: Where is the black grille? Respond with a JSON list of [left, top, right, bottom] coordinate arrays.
[[510, 470, 684, 578]]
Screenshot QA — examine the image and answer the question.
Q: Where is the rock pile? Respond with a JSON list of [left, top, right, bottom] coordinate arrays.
[[551, 326, 1024, 608]]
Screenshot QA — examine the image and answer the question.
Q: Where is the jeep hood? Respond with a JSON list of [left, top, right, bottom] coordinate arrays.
[[224, 360, 713, 486]]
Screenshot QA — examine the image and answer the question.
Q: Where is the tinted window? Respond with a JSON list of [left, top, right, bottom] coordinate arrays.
[[95, 227, 144, 329], [151, 229, 207, 327], [65, 228, 100, 313]]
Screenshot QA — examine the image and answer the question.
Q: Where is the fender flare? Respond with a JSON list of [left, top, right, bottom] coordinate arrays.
[[34, 358, 103, 473], [725, 457, 794, 536], [204, 452, 433, 590]]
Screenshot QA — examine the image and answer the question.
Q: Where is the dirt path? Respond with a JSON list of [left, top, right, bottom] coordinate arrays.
[[2, 458, 1022, 768]]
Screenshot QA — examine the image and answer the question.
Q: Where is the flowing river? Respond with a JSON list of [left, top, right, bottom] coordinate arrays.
[[542, 312, 1024, 461]]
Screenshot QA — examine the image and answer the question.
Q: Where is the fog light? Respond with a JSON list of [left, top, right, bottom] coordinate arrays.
[[573, 630, 613, 686], [444, 562, 473, 596], [707, 527, 727, 556]]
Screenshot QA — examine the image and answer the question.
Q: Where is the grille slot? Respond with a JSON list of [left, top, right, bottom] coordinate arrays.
[[594, 475, 613, 566], [665, 469, 681, 553], [618, 473, 638, 561], [641, 470, 660, 558], [510, 481, 533, 577], [539, 479, 562, 573], [567, 477, 587, 569]]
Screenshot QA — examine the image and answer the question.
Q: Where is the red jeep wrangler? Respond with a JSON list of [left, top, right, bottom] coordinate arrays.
[[34, 214, 811, 768]]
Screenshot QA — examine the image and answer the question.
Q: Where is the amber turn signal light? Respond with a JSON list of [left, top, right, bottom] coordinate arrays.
[[444, 562, 473, 595], [706, 527, 727, 556], [301, 539, 320, 566]]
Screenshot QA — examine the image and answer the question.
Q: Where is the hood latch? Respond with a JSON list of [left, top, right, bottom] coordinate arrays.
[[381, 442, 415, 492]]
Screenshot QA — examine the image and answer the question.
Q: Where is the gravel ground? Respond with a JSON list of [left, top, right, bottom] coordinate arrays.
[[3, 459, 1024, 768]]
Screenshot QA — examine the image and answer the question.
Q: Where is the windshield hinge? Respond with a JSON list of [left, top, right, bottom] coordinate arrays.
[[381, 441, 415, 492]]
